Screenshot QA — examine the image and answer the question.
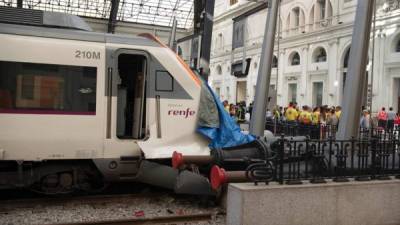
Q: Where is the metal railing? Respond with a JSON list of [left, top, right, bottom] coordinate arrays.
[[265, 120, 400, 141], [246, 135, 400, 185]]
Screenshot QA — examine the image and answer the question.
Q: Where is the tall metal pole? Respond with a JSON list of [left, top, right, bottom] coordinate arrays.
[[369, 0, 377, 113], [199, 0, 215, 81], [107, 0, 120, 33], [17, 0, 23, 8], [276, 2, 281, 100], [168, 18, 178, 51], [336, 0, 375, 140], [249, 0, 279, 137]]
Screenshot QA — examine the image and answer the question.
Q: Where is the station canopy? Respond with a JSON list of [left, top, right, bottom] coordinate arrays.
[[0, 0, 194, 29]]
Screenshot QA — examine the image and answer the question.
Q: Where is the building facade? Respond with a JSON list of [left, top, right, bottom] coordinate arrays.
[[209, 0, 400, 113]]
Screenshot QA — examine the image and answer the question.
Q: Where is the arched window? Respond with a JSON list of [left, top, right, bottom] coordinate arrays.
[[286, 14, 291, 31], [310, 0, 333, 28], [319, 0, 327, 19], [343, 48, 350, 68], [218, 33, 223, 49], [290, 52, 301, 66], [272, 56, 278, 68], [396, 39, 400, 52], [310, 5, 315, 25], [288, 7, 305, 33], [313, 47, 327, 62], [216, 65, 222, 75], [293, 7, 300, 27]]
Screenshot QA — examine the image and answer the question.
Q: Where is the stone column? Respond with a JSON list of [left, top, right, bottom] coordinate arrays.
[[328, 38, 339, 106], [315, 2, 320, 27], [290, 11, 295, 34], [277, 50, 286, 106], [325, 0, 330, 19], [300, 10, 305, 32], [301, 45, 309, 106], [376, 31, 386, 112], [232, 77, 237, 104]]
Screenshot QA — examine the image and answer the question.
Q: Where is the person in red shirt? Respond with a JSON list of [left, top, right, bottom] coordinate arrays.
[[394, 113, 400, 128], [377, 107, 388, 129]]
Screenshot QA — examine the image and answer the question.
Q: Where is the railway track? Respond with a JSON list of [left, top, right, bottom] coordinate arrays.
[[53, 213, 214, 225], [0, 191, 224, 225]]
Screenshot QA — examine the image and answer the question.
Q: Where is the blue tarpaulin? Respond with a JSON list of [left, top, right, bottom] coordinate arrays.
[[197, 82, 256, 149]]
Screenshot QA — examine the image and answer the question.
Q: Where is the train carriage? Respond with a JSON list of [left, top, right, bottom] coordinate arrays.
[[0, 8, 212, 194]]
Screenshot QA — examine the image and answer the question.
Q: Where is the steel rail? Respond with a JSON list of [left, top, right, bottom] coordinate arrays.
[[0, 193, 169, 211], [51, 213, 214, 225]]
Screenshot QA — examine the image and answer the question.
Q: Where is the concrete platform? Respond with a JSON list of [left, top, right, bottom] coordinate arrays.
[[227, 179, 400, 225]]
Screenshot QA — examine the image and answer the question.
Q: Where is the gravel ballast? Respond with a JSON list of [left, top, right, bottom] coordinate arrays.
[[0, 193, 225, 225]]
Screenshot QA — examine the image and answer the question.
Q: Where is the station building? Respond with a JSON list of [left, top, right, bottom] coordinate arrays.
[[208, 0, 400, 113]]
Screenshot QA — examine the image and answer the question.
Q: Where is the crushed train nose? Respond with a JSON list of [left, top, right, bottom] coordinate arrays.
[[135, 160, 215, 196], [174, 170, 215, 196]]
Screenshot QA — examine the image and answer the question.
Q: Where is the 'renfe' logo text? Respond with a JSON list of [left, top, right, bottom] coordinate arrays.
[[168, 108, 196, 118]]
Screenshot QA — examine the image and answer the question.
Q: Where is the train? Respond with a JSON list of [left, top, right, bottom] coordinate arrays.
[[0, 7, 217, 195]]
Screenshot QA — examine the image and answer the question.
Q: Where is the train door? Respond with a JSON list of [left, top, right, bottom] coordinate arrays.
[[103, 49, 148, 162], [116, 53, 147, 140]]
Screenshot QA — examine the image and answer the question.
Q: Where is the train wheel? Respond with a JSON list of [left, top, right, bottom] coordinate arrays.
[[30, 172, 75, 195]]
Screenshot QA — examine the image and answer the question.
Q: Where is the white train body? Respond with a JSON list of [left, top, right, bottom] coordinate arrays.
[[0, 12, 212, 192], [0, 29, 209, 160]]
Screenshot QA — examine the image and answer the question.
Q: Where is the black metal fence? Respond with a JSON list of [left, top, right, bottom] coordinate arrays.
[[265, 120, 400, 141], [246, 136, 400, 184]]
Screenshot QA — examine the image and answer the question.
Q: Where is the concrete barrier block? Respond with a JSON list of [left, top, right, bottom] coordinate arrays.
[[227, 179, 400, 225]]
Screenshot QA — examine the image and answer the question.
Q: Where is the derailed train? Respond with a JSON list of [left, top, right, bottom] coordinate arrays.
[[0, 7, 271, 195], [0, 8, 316, 195], [0, 8, 213, 194]]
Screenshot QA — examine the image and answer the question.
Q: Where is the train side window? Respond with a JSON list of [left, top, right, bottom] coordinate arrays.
[[156, 71, 173, 92], [116, 54, 147, 139], [0, 60, 97, 114]]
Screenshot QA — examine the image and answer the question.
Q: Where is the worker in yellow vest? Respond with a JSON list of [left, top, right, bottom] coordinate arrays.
[[299, 106, 312, 125], [285, 102, 298, 122], [312, 107, 321, 125], [335, 106, 342, 119]]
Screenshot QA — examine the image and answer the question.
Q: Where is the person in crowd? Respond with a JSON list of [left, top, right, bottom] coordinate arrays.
[[265, 108, 273, 121], [247, 102, 253, 120], [282, 107, 287, 121], [310, 107, 321, 139], [312, 107, 321, 125], [319, 106, 328, 139], [298, 106, 312, 125], [328, 108, 339, 136], [377, 107, 388, 129], [395, 113, 400, 129], [325, 106, 332, 124], [236, 102, 246, 123], [279, 106, 284, 118], [335, 106, 342, 119], [229, 103, 236, 118], [359, 110, 371, 139], [360, 110, 371, 130], [387, 107, 396, 131], [285, 102, 298, 123], [223, 100, 229, 113], [298, 106, 312, 136], [319, 106, 327, 124], [295, 106, 301, 118], [273, 107, 281, 121]]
